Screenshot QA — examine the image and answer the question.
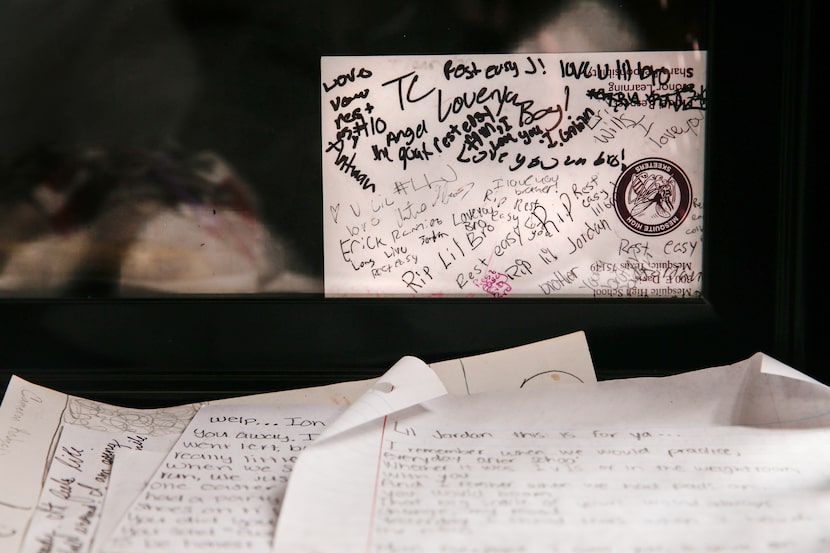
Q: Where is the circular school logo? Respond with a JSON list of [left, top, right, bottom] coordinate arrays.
[[613, 157, 692, 236]]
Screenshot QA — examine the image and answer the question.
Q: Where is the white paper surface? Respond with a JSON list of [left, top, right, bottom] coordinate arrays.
[[318, 356, 446, 442], [0, 378, 205, 553], [91, 356, 452, 553], [100, 403, 344, 553], [0, 377, 67, 548], [272, 354, 830, 552], [321, 51, 706, 297], [93, 356, 448, 553], [759, 354, 828, 388], [0, 330, 593, 551], [18, 426, 167, 553], [430, 330, 595, 394], [91, 448, 166, 553]]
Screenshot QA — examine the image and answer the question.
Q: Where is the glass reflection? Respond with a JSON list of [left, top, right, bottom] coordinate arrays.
[[0, 0, 703, 296]]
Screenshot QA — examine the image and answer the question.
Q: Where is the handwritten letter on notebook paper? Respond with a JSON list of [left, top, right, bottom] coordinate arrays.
[[101, 403, 345, 553], [273, 361, 830, 553]]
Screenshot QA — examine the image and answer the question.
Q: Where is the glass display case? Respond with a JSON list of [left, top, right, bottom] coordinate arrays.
[[0, 0, 820, 404]]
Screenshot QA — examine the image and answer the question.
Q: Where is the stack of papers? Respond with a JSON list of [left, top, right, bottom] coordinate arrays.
[[1, 332, 828, 552]]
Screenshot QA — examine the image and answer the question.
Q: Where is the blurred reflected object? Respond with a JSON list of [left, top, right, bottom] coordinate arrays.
[[0, 147, 321, 296], [0, 0, 703, 297], [0, 0, 198, 162], [512, 0, 643, 53]]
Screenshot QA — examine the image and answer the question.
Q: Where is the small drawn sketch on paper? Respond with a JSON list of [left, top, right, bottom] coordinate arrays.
[[520, 370, 586, 387], [63, 398, 201, 437]]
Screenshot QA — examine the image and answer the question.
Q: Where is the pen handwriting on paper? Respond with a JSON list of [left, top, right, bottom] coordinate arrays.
[[63, 398, 199, 437], [322, 53, 706, 297], [368, 424, 823, 551], [560, 58, 694, 83], [104, 406, 339, 553], [0, 388, 43, 455]]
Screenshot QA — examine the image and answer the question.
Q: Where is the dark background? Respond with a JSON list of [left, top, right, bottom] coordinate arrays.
[[1, 0, 709, 278], [0, 0, 824, 406]]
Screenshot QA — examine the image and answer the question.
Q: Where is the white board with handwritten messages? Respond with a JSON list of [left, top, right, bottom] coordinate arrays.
[[321, 52, 706, 297]]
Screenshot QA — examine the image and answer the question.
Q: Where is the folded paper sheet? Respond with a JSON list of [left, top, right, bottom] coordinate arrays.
[[92, 448, 166, 553], [18, 425, 170, 553], [272, 353, 830, 552], [100, 403, 345, 553]]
